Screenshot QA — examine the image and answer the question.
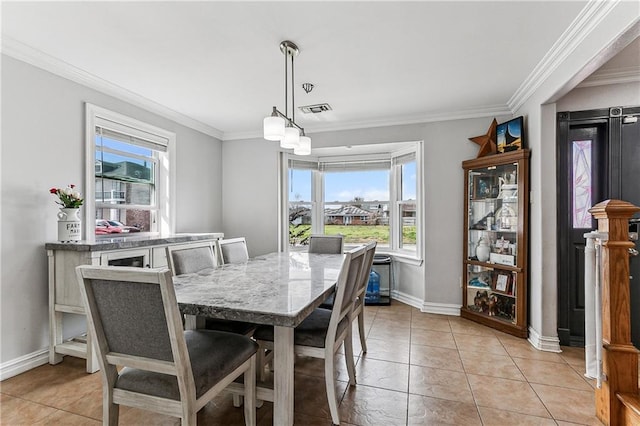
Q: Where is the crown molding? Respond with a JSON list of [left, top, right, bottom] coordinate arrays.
[[222, 104, 512, 141], [1, 36, 224, 140], [577, 65, 640, 88], [508, 0, 620, 112]]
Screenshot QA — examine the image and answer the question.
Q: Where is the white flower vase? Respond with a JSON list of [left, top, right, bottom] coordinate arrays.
[[476, 237, 491, 262], [57, 208, 82, 242]]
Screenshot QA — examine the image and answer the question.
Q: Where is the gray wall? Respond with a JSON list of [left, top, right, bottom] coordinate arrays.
[[0, 56, 223, 365], [221, 117, 511, 308]]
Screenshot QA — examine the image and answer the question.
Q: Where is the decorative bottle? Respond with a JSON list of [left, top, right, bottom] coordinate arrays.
[[365, 269, 380, 303], [476, 236, 491, 262]]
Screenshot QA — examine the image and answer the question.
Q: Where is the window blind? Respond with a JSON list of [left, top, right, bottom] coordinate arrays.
[[95, 118, 168, 152], [319, 159, 391, 172]]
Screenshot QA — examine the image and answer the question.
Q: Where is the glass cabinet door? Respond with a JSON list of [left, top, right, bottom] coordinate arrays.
[[467, 162, 519, 266]]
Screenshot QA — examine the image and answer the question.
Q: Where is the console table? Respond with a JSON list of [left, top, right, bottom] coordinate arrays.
[[46, 233, 223, 372]]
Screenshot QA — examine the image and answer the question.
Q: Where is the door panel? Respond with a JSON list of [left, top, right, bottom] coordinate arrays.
[[621, 115, 640, 346], [557, 107, 639, 347]]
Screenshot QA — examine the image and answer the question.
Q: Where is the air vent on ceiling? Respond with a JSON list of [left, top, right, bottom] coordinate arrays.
[[299, 103, 332, 114]]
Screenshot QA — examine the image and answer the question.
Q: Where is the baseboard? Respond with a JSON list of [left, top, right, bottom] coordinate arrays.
[[421, 301, 462, 316], [0, 348, 49, 381], [528, 326, 562, 353], [390, 290, 423, 310]]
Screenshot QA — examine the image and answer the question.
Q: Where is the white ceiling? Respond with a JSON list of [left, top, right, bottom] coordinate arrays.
[[2, 1, 598, 140]]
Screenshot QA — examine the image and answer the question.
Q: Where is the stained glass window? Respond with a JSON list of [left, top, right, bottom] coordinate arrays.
[[572, 140, 592, 228]]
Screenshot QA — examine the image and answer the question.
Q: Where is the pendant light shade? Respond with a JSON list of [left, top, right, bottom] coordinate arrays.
[[294, 135, 311, 155], [263, 115, 285, 141], [281, 126, 300, 149], [263, 40, 312, 155]]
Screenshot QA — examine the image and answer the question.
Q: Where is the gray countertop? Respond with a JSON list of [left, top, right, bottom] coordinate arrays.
[[174, 251, 345, 327], [45, 233, 223, 251]]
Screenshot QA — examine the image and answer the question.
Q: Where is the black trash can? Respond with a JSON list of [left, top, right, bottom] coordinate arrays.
[[365, 254, 392, 306]]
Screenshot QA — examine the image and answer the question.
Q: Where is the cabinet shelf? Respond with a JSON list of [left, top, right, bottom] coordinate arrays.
[[462, 149, 529, 338]]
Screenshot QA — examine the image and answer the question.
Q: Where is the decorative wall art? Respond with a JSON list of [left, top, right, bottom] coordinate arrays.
[[496, 116, 524, 153]]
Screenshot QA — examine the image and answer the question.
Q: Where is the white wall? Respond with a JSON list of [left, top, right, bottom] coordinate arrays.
[[221, 117, 510, 311], [514, 3, 639, 350], [557, 81, 640, 112], [0, 56, 223, 367]]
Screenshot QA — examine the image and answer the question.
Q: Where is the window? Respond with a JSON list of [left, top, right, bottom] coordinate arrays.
[[282, 142, 422, 258], [85, 104, 175, 239]]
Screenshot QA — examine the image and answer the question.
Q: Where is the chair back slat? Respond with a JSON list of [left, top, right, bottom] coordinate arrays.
[[166, 242, 216, 276], [328, 246, 366, 343], [308, 234, 343, 254]]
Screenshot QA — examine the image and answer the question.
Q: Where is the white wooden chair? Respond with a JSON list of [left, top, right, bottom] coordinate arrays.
[[253, 245, 366, 425], [217, 237, 250, 264], [76, 265, 258, 426], [165, 242, 256, 336]]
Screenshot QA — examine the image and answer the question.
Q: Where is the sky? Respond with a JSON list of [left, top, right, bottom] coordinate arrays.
[[289, 162, 416, 203]]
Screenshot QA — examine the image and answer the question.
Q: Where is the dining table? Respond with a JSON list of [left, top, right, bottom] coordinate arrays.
[[172, 250, 346, 426]]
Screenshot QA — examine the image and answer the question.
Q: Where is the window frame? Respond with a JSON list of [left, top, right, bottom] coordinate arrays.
[[279, 141, 423, 260], [85, 103, 176, 241]]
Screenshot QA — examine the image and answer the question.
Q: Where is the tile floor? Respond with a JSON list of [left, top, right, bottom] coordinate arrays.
[[1, 302, 604, 425]]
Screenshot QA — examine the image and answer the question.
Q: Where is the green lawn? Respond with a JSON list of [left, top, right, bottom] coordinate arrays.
[[289, 224, 416, 245]]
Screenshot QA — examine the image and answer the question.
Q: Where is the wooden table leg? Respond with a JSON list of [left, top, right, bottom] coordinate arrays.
[[273, 326, 294, 426]]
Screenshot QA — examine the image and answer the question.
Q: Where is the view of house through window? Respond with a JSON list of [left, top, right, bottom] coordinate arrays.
[[87, 104, 174, 238], [287, 143, 420, 254], [95, 131, 158, 235]]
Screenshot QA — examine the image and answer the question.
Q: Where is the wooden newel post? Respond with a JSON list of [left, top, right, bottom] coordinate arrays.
[[589, 199, 640, 425]]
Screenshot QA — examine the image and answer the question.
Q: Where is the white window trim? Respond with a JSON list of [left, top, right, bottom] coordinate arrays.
[[280, 141, 424, 260], [85, 103, 176, 242]]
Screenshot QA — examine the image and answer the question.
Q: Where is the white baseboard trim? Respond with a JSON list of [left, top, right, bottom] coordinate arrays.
[[0, 349, 49, 381], [390, 291, 461, 317], [421, 301, 462, 316], [528, 326, 562, 353], [390, 290, 423, 310]]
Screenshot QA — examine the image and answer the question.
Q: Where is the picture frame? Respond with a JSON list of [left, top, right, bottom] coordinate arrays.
[[472, 175, 498, 199], [496, 116, 524, 153]]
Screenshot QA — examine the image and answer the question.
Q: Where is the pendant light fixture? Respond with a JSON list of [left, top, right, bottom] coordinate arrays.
[[263, 40, 311, 155]]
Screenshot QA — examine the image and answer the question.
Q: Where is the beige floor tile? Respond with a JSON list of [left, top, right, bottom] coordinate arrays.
[[0, 394, 58, 424], [459, 350, 526, 381], [355, 357, 409, 393], [448, 318, 497, 336], [361, 337, 410, 363], [560, 345, 588, 367], [503, 340, 565, 363], [409, 365, 474, 404], [411, 316, 451, 332], [478, 406, 557, 425], [368, 322, 411, 343], [340, 385, 408, 426], [411, 328, 457, 349], [294, 354, 354, 383], [407, 394, 482, 425], [453, 333, 509, 356], [532, 383, 602, 425], [467, 374, 551, 418], [33, 409, 102, 425], [376, 309, 413, 322], [410, 344, 464, 372], [289, 374, 347, 421], [513, 357, 593, 391]]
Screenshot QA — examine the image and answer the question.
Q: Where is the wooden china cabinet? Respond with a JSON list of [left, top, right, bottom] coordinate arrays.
[[461, 149, 530, 337]]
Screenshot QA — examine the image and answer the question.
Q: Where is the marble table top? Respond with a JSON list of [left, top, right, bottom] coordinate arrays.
[[173, 251, 345, 327], [45, 233, 223, 251]]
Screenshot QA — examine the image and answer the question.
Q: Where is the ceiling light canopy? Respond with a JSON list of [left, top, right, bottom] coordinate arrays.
[[263, 40, 311, 155]]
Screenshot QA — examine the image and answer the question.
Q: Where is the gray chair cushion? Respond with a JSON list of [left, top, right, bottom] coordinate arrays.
[[115, 330, 258, 400], [220, 242, 249, 264], [254, 308, 349, 348], [308, 236, 342, 254], [171, 247, 215, 275], [319, 292, 335, 309], [205, 318, 256, 335]]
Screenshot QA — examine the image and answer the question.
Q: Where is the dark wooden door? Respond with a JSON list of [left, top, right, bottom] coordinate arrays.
[[620, 114, 640, 346], [557, 106, 640, 347]]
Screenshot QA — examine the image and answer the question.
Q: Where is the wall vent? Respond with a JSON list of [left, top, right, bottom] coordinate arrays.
[[299, 103, 332, 114]]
